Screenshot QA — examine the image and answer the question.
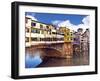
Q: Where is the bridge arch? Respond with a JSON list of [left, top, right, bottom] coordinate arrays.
[[37, 47, 63, 58]]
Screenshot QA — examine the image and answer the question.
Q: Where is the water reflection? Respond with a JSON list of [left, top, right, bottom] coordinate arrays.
[[25, 52, 43, 68], [25, 48, 89, 68]]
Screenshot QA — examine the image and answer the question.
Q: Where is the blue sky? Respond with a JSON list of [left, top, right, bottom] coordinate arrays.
[[25, 12, 89, 31], [25, 12, 88, 25]]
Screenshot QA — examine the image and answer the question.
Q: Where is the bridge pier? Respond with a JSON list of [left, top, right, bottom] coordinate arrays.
[[62, 42, 73, 58]]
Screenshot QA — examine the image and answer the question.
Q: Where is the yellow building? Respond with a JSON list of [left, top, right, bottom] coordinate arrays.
[[59, 27, 73, 58], [59, 27, 73, 42]]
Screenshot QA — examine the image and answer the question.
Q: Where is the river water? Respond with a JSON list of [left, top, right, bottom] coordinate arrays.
[[25, 48, 89, 68]]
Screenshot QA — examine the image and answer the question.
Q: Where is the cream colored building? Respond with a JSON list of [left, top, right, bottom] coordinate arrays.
[[25, 17, 32, 47], [25, 17, 64, 47]]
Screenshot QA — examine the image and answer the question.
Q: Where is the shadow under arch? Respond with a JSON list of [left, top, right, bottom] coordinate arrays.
[[37, 47, 63, 58]]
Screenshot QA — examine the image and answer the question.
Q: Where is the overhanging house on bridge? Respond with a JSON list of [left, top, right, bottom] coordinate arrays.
[[25, 17, 64, 47], [25, 16, 74, 58]]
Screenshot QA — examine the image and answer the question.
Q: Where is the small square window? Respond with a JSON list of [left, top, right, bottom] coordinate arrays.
[[31, 23, 36, 26]]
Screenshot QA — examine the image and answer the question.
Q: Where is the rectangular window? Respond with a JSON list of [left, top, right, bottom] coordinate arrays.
[[40, 24, 43, 29], [52, 32, 56, 34], [67, 33, 69, 35], [25, 37, 29, 42], [70, 33, 73, 36], [31, 22, 36, 26], [36, 29, 40, 33], [31, 38, 37, 41], [25, 18, 28, 23], [31, 28, 40, 33], [70, 37, 73, 40], [25, 27, 29, 32], [31, 29, 36, 33], [46, 26, 49, 29]]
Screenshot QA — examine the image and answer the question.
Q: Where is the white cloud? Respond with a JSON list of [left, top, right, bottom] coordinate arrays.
[[26, 15, 37, 21], [58, 20, 74, 27], [52, 16, 90, 32], [82, 16, 90, 25], [51, 20, 61, 25]]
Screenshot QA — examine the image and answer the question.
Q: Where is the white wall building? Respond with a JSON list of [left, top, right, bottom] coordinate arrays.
[[25, 17, 64, 47]]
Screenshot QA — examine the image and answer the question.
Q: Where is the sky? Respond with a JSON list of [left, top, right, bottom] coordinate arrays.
[[25, 12, 90, 31]]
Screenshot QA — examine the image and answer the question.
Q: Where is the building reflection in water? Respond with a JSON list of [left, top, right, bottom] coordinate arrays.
[[25, 47, 89, 68]]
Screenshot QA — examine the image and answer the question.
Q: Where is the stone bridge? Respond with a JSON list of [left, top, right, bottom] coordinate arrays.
[[26, 42, 73, 58]]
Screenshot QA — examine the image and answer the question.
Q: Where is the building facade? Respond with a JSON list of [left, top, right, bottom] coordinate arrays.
[[81, 29, 90, 54], [25, 17, 64, 47], [73, 28, 90, 57], [25, 16, 90, 58]]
